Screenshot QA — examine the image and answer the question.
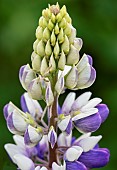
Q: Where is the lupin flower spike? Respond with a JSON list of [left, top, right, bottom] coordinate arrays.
[[4, 3, 110, 170]]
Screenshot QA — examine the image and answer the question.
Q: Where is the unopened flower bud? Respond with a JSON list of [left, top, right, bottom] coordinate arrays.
[[56, 13, 62, 22], [51, 13, 56, 23], [48, 19, 54, 31], [36, 26, 43, 40], [69, 26, 76, 44], [59, 18, 67, 29], [58, 50, 66, 70], [54, 23, 59, 34], [42, 17, 48, 28], [37, 40, 45, 57], [45, 40, 52, 56], [51, 30, 56, 46], [67, 45, 79, 65], [31, 52, 41, 72], [55, 75, 64, 95], [33, 39, 39, 53], [40, 57, 48, 76], [45, 82, 54, 106], [58, 115, 72, 135], [42, 9, 51, 20], [60, 5, 67, 17], [28, 78, 42, 100], [65, 66, 78, 89], [39, 16, 43, 27], [64, 23, 71, 36], [61, 35, 69, 54], [43, 27, 50, 42], [49, 53, 56, 72], [74, 38, 83, 51], [64, 13, 72, 23], [48, 126, 57, 149], [54, 40, 60, 58], [24, 125, 43, 147], [49, 3, 60, 15], [58, 28, 64, 43]]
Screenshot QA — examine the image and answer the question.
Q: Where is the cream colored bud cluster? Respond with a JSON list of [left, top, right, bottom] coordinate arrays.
[[32, 3, 81, 76]]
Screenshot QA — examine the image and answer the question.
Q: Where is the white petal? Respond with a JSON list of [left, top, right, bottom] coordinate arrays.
[[52, 161, 66, 170], [61, 92, 76, 115], [77, 64, 91, 87], [58, 115, 71, 131], [13, 110, 28, 132], [77, 53, 89, 72], [58, 65, 71, 79], [14, 154, 35, 170], [58, 132, 72, 147], [78, 135, 102, 152], [13, 135, 25, 149], [75, 132, 91, 143], [65, 132, 72, 147], [72, 108, 98, 121], [71, 92, 92, 111], [81, 98, 102, 110], [28, 125, 42, 143], [23, 92, 43, 117], [65, 146, 83, 161], [40, 167, 48, 170], [35, 166, 40, 170], [4, 144, 27, 164], [58, 133, 66, 146], [62, 65, 72, 76], [39, 135, 48, 147]]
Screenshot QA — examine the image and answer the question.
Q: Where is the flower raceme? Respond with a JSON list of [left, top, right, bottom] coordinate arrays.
[[4, 3, 110, 170], [4, 92, 109, 169], [4, 133, 110, 170]]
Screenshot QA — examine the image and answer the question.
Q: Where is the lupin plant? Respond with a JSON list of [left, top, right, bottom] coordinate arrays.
[[4, 3, 110, 170]]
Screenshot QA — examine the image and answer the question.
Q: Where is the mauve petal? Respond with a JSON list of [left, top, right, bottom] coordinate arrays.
[[3, 104, 9, 120], [93, 144, 99, 149], [79, 148, 110, 168], [74, 112, 101, 133], [36, 143, 46, 159], [96, 104, 109, 123], [61, 92, 76, 115], [7, 113, 18, 134], [57, 104, 61, 115], [66, 161, 87, 170], [87, 55, 93, 66], [66, 119, 72, 135], [24, 128, 31, 146], [19, 65, 26, 82], [50, 131, 56, 148], [21, 94, 29, 113], [84, 67, 96, 88]]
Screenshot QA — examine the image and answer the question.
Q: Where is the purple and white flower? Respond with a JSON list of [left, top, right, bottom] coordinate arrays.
[[58, 132, 110, 169], [3, 93, 44, 135], [59, 91, 109, 133], [24, 125, 43, 147]]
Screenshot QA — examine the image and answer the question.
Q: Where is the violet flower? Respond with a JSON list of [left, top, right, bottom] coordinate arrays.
[[4, 3, 110, 170]]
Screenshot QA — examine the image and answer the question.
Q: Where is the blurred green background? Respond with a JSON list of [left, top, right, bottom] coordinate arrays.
[[0, 0, 116, 169]]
